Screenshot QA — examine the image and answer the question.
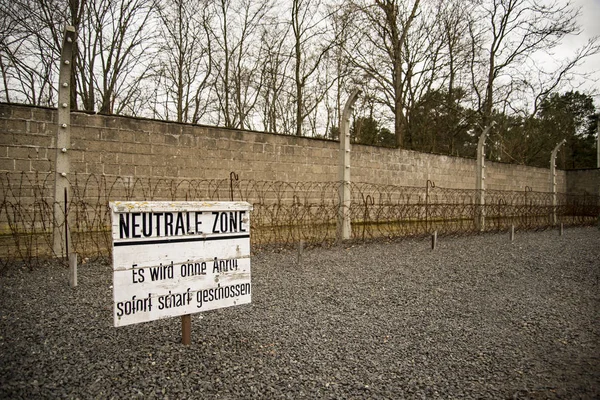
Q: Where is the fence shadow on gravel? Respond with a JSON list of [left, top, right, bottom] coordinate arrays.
[[1, 172, 598, 269]]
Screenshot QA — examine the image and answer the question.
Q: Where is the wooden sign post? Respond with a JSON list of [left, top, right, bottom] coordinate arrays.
[[181, 314, 191, 345], [110, 201, 253, 344]]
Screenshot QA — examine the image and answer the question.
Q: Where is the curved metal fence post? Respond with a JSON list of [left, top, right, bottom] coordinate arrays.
[[596, 119, 600, 229], [53, 26, 76, 258], [337, 89, 361, 242], [475, 122, 496, 231], [426, 180, 435, 233], [550, 139, 566, 225]]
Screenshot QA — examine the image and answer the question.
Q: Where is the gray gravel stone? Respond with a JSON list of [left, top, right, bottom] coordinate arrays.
[[1, 227, 599, 399]]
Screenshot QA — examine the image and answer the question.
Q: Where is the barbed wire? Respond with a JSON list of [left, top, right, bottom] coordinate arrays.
[[1, 172, 598, 270]]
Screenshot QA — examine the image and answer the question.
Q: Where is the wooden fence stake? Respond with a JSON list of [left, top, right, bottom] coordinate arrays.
[[297, 240, 304, 265], [68, 252, 77, 287]]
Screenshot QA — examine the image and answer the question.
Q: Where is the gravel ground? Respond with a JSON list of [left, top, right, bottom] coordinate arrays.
[[1, 227, 599, 399]]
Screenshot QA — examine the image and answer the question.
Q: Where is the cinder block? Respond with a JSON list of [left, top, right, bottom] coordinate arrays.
[[0, 132, 13, 146], [134, 154, 157, 166], [199, 138, 217, 150], [12, 108, 32, 120], [151, 145, 180, 156], [87, 163, 104, 175], [0, 104, 12, 118], [105, 117, 121, 129], [83, 152, 102, 164], [11, 146, 41, 160], [102, 152, 118, 164], [164, 123, 182, 136], [180, 134, 196, 147], [6, 120, 27, 134], [28, 121, 48, 134], [170, 156, 189, 169], [149, 133, 164, 144], [217, 149, 232, 161], [85, 140, 121, 153], [101, 129, 119, 141], [117, 153, 134, 165], [134, 131, 150, 143], [216, 139, 229, 150], [28, 135, 52, 148], [71, 161, 87, 174], [283, 145, 297, 156], [14, 159, 31, 172], [103, 164, 120, 175], [229, 141, 247, 152], [204, 128, 219, 140], [75, 113, 103, 127], [165, 135, 179, 145], [119, 117, 141, 131], [122, 142, 151, 155], [176, 167, 194, 178], [0, 158, 14, 171], [252, 144, 264, 154], [77, 126, 100, 141], [263, 143, 274, 154], [181, 125, 197, 136], [118, 130, 135, 143], [119, 164, 135, 176], [165, 165, 179, 177], [230, 131, 244, 141]]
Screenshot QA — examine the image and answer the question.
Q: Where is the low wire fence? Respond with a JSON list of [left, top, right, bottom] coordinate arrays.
[[1, 172, 598, 269]]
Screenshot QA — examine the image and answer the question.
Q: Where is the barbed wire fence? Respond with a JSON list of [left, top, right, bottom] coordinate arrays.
[[1, 171, 598, 270]]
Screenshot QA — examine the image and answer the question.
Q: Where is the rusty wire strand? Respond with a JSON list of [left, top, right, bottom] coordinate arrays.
[[1, 172, 598, 269]]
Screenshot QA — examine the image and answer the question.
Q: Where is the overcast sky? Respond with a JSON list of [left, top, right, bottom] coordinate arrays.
[[560, 0, 600, 104]]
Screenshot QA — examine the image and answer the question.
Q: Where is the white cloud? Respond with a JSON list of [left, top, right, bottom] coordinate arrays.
[[557, 0, 600, 103]]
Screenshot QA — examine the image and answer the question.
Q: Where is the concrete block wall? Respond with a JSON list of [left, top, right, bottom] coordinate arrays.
[[566, 169, 600, 195], [1, 103, 596, 200], [0, 105, 55, 178], [0, 105, 56, 208], [350, 143, 566, 192], [67, 112, 339, 183]]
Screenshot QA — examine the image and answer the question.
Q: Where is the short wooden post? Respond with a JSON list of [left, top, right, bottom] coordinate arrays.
[[182, 314, 191, 345], [297, 240, 304, 264], [510, 225, 515, 242], [431, 230, 437, 250], [68, 252, 77, 287], [560, 223, 564, 236]]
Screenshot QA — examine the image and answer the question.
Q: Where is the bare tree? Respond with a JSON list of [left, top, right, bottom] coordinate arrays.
[[1, 0, 157, 115], [346, 0, 421, 147], [469, 0, 581, 125], [463, 0, 599, 162], [258, 17, 292, 133], [86, 0, 157, 114], [153, 0, 213, 123], [429, 0, 476, 155], [0, 0, 69, 106], [289, 0, 336, 137], [210, 0, 270, 129], [401, 3, 448, 149]]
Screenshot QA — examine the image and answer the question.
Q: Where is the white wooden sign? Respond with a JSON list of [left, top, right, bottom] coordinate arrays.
[[110, 201, 252, 327]]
